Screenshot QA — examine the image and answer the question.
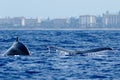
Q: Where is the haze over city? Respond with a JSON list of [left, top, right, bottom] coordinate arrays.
[[0, 0, 120, 19]]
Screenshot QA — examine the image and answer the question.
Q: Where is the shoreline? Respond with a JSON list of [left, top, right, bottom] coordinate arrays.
[[0, 28, 120, 30]]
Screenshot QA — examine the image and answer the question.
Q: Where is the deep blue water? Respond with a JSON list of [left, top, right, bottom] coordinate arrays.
[[0, 30, 120, 80]]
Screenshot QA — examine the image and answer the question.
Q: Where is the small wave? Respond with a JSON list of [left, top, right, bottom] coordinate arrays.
[[90, 75, 107, 79], [25, 70, 40, 74]]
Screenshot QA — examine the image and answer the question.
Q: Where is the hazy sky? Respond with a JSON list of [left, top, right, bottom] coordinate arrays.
[[0, 0, 120, 19]]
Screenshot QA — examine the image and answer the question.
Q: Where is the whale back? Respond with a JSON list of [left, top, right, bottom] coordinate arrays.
[[4, 37, 30, 56]]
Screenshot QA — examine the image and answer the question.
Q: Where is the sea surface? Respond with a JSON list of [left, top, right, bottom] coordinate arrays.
[[0, 30, 120, 80]]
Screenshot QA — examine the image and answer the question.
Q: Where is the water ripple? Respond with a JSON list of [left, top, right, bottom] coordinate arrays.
[[0, 30, 120, 79]]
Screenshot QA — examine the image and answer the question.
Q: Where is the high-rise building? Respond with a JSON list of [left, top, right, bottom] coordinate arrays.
[[79, 15, 96, 27], [25, 18, 38, 26], [37, 17, 41, 23], [102, 11, 120, 27], [21, 18, 25, 26]]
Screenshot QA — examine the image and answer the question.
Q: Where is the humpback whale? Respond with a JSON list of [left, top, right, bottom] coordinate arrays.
[[3, 37, 30, 56], [47, 46, 112, 55]]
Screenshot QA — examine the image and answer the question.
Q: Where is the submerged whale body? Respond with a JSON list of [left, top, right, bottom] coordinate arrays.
[[74, 47, 112, 54], [3, 37, 30, 56], [48, 46, 112, 55]]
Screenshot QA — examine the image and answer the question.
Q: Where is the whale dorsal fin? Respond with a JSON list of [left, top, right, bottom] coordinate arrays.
[[16, 37, 19, 42]]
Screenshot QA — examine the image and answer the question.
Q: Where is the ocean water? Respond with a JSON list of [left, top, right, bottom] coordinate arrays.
[[0, 30, 120, 80]]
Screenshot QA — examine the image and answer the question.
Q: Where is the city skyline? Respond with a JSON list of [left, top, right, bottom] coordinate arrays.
[[0, 11, 120, 29], [0, 0, 120, 19]]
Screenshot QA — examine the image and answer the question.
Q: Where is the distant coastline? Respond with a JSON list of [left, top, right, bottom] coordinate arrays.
[[1, 27, 120, 30], [0, 11, 120, 30]]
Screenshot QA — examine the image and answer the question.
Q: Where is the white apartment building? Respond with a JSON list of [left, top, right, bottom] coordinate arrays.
[[102, 11, 120, 26], [79, 15, 96, 27]]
